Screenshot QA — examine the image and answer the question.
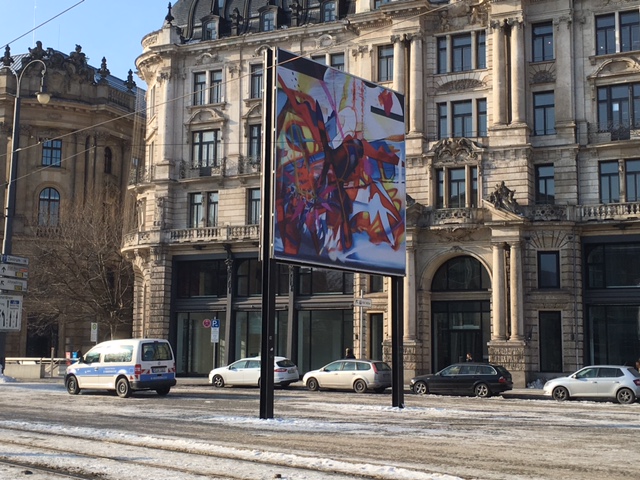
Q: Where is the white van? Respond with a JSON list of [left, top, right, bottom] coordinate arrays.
[[65, 338, 177, 398]]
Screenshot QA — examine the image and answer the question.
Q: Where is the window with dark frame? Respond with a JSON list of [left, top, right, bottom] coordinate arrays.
[[437, 37, 447, 74], [448, 168, 466, 208], [203, 21, 217, 40], [42, 139, 62, 167], [535, 164, 555, 204], [207, 192, 219, 227], [476, 30, 486, 69], [586, 243, 640, 289], [533, 91, 556, 135], [370, 275, 384, 293], [322, 1, 336, 22], [262, 11, 275, 32], [377, 45, 393, 82], [597, 83, 640, 137], [38, 187, 60, 226], [452, 34, 472, 72], [477, 98, 487, 137], [537, 251, 560, 289], [599, 161, 620, 204], [452, 100, 472, 137], [626, 159, 640, 202], [248, 188, 260, 225], [532, 22, 554, 62], [596, 14, 616, 55], [188, 193, 204, 228], [436, 168, 444, 209], [597, 10, 640, 55], [210, 69, 222, 103], [248, 124, 262, 162], [437, 102, 448, 139], [330, 52, 344, 70], [620, 11, 640, 52], [250, 64, 263, 99], [193, 72, 207, 106], [192, 130, 221, 168]]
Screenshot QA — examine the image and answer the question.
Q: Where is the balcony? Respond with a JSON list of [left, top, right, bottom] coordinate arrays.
[[587, 122, 640, 144], [180, 160, 226, 179], [122, 225, 260, 249], [128, 165, 154, 185], [578, 202, 640, 222], [431, 207, 484, 226]]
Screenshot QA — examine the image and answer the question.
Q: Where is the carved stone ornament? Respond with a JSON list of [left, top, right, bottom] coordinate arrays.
[[432, 137, 480, 163], [431, 227, 475, 243], [487, 181, 521, 215], [438, 78, 485, 93]]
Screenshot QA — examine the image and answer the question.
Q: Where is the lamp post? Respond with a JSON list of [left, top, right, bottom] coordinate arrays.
[[0, 49, 50, 372]]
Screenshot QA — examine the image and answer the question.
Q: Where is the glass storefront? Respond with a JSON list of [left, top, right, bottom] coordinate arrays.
[[297, 310, 353, 374], [587, 305, 640, 366], [176, 311, 226, 375]]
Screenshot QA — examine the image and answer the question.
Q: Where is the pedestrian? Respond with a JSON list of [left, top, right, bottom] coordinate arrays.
[[636, 358, 640, 373], [465, 352, 473, 362], [344, 347, 355, 359]]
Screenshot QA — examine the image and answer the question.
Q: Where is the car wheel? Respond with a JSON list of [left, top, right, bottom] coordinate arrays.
[[156, 387, 170, 396], [552, 386, 569, 401], [616, 388, 636, 405], [306, 377, 319, 391], [474, 383, 490, 398], [353, 379, 367, 394], [413, 381, 428, 395], [212, 374, 225, 388], [65, 376, 80, 395], [116, 377, 132, 398]]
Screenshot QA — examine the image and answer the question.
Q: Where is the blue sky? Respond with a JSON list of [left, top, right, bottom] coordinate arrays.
[[0, 0, 168, 80]]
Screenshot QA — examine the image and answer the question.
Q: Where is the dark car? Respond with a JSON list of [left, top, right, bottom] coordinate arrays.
[[410, 362, 513, 398]]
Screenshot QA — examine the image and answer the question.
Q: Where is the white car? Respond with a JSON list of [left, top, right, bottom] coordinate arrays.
[[302, 359, 392, 393], [543, 365, 640, 404], [208, 356, 299, 388]]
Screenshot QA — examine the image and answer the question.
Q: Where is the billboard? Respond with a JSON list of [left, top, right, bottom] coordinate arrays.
[[272, 49, 406, 276]]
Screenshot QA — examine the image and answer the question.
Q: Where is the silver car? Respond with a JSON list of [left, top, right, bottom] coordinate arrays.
[[208, 356, 299, 388], [543, 365, 640, 404], [302, 359, 392, 393]]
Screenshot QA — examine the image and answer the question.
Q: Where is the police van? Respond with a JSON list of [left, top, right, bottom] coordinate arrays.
[[65, 338, 177, 398]]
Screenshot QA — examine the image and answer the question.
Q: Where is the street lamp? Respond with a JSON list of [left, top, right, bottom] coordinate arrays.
[[0, 46, 50, 371]]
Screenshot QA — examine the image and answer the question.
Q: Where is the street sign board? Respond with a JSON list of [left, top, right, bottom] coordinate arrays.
[[1, 254, 29, 266], [0, 294, 22, 331], [211, 326, 220, 343], [90, 322, 98, 342], [354, 298, 373, 308], [0, 277, 27, 292], [0, 263, 28, 279]]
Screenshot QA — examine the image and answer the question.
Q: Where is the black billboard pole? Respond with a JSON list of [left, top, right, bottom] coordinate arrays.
[[259, 48, 276, 419], [391, 275, 405, 408]]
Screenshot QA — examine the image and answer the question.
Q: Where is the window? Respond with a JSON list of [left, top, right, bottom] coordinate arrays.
[[188, 193, 204, 228], [586, 243, 640, 289], [373, 0, 390, 8], [370, 275, 384, 293], [448, 168, 466, 208], [599, 161, 620, 203], [533, 91, 555, 135], [203, 21, 217, 40], [437, 37, 447, 74], [432, 256, 490, 291], [210, 70, 222, 103], [452, 34, 472, 72], [262, 11, 275, 32], [194, 72, 207, 106], [377, 45, 393, 82], [192, 130, 221, 168], [436, 169, 444, 209], [248, 188, 260, 225], [438, 103, 448, 139], [42, 139, 62, 167], [177, 259, 228, 298], [539, 311, 563, 372], [311, 55, 326, 65], [452, 100, 472, 137], [535, 164, 555, 204], [207, 192, 219, 227], [322, 1, 336, 22], [250, 64, 263, 99], [476, 31, 486, 69], [330, 53, 344, 70], [299, 267, 354, 295], [626, 159, 640, 202], [597, 10, 639, 55], [236, 258, 262, 296], [148, 85, 156, 117], [538, 251, 560, 289], [104, 147, 112, 174], [248, 124, 262, 162], [38, 187, 60, 226], [597, 83, 640, 138], [477, 99, 487, 137], [532, 22, 554, 62]]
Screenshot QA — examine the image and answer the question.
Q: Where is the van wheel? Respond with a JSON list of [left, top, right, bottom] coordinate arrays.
[[116, 377, 132, 398], [353, 379, 367, 393], [65, 376, 80, 395], [212, 374, 225, 388], [156, 387, 170, 396]]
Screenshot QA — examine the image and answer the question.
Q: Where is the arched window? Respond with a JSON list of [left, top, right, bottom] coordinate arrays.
[[38, 188, 60, 226], [104, 147, 112, 174], [432, 256, 490, 291], [322, 1, 337, 22]]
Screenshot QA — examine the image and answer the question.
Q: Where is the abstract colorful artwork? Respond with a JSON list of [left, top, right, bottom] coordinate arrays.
[[272, 49, 406, 276]]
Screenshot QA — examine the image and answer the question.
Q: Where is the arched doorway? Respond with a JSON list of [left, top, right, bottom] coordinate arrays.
[[431, 255, 491, 371]]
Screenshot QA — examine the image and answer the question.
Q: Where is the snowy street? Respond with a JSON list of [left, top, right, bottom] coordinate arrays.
[[0, 378, 638, 479]]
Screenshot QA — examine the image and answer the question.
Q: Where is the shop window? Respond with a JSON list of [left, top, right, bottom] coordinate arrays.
[[42, 139, 62, 167], [236, 258, 262, 296], [38, 187, 60, 226], [599, 161, 620, 204], [532, 22, 554, 62], [298, 267, 354, 295], [535, 164, 555, 204], [537, 251, 560, 289], [176, 259, 227, 297], [586, 243, 640, 289], [533, 91, 555, 135]]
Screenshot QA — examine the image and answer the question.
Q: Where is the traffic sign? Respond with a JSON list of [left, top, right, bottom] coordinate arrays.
[[0, 294, 22, 331], [0, 277, 27, 292], [1, 254, 28, 266], [0, 263, 28, 279], [354, 298, 373, 308]]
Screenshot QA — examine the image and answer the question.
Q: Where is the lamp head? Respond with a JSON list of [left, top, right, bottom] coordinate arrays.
[[36, 90, 50, 104]]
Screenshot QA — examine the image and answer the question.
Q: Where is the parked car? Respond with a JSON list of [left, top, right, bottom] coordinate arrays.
[[302, 359, 392, 393], [208, 356, 299, 388], [543, 365, 640, 404], [65, 338, 177, 398], [410, 362, 513, 398]]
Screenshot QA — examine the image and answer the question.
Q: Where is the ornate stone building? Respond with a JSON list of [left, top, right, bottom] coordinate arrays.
[[0, 43, 143, 359], [127, 0, 640, 386]]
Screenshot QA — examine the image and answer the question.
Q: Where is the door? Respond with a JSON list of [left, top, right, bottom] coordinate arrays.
[[569, 367, 599, 397], [318, 361, 343, 388], [595, 367, 624, 397]]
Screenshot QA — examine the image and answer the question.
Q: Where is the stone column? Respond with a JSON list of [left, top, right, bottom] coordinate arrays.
[[403, 234, 416, 340], [510, 20, 525, 124], [392, 35, 405, 94], [491, 243, 506, 340], [408, 34, 423, 133], [554, 17, 574, 127], [509, 242, 524, 340], [491, 21, 506, 125]]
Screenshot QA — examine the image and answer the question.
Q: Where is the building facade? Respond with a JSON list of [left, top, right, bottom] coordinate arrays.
[[127, 0, 640, 386], [0, 43, 143, 359]]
